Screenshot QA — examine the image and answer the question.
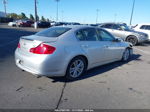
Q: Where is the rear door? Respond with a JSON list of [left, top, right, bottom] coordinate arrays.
[[76, 28, 105, 64]]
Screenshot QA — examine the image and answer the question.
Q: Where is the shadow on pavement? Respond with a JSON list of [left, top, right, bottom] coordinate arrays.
[[137, 42, 150, 47], [50, 54, 141, 83], [0, 27, 37, 59]]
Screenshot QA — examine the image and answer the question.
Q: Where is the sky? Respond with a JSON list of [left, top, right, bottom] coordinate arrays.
[[0, 0, 150, 25]]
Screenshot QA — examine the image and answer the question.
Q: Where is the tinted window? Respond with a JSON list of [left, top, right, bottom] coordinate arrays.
[[112, 24, 120, 30], [145, 26, 150, 30], [36, 27, 71, 37], [140, 25, 150, 30], [97, 29, 115, 41], [101, 24, 113, 29], [76, 30, 86, 41], [140, 25, 146, 29], [119, 24, 130, 31], [76, 28, 98, 41]]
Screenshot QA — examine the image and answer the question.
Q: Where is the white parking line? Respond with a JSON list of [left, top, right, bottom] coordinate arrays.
[[0, 39, 18, 47], [134, 47, 150, 55]]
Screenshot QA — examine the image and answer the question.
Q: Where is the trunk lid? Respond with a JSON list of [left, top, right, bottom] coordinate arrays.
[[19, 35, 57, 53]]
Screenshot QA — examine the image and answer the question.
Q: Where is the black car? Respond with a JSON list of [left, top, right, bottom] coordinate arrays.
[[38, 21, 51, 28]]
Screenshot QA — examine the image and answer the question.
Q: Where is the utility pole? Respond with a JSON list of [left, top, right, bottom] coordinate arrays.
[[130, 0, 135, 26], [3, 0, 7, 16], [96, 9, 99, 24], [34, 0, 38, 29], [55, 0, 60, 22]]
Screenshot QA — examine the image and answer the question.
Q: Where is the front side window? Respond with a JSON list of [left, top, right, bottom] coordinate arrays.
[[76, 28, 98, 41], [36, 27, 71, 37], [97, 29, 115, 41], [119, 24, 130, 31]]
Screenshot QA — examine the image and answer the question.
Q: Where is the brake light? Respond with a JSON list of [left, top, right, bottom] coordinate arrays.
[[29, 44, 56, 54], [17, 43, 20, 48]]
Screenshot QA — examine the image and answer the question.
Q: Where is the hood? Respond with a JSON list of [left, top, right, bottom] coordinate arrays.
[[127, 29, 147, 36]]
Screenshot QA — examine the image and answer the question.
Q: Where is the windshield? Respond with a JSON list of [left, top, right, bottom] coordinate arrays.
[[119, 24, 131, 31], [35, 27, 71, 37]]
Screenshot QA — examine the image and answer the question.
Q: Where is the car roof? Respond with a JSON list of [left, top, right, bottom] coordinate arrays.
[[52, 25, 100, 30], [137, 23, 150, 26], [100, 22, 127, 25]]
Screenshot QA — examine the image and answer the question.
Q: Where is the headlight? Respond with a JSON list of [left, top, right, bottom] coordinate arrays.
[[138, 33, 148, 37]]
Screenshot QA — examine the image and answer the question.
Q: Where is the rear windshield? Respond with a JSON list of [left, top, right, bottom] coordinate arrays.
[[35, 27, 71, 37]]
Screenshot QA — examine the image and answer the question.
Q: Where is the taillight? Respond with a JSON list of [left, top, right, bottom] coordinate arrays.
[[17, 43, 20, 48], [29, 43, 56, 54]]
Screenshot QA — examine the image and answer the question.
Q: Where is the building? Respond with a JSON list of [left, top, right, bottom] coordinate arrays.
[[0, 11, 6, 17]]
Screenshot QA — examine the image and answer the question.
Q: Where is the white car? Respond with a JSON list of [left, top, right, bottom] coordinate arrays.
[[133, 24, 150, 41], [100, 23, 149, 45], [15, 25, 133, 80], [8, 21, 17, 27]]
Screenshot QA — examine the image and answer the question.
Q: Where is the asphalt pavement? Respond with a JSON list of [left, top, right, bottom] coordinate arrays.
[[0, 24, 150, 109]]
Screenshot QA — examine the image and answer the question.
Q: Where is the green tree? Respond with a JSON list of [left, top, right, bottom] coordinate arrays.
[[7, 13, 18, 19], [41, 16, 46, 21], [18, 13, 28, 19], [29, 14, 34, 21]]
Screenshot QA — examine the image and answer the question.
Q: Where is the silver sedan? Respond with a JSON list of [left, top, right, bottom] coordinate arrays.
[[15, 25, 133, 80]]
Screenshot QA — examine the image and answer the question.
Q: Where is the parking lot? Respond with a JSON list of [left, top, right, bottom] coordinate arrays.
[[0, 24, 150, 109]]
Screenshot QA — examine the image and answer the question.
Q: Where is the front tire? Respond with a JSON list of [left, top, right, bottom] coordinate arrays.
[[122, 48, 131, 62], [66, 57, 87, 80], [126, 36, 138, 46]]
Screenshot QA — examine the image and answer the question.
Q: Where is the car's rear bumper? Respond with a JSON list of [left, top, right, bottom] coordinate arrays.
[[15, 49, 66, 77]]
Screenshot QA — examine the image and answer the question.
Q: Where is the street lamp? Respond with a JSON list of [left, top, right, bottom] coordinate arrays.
[[2, 0, 7, 16], [34, 0, 38, 29], [55, 0, 60, 22], [96, 9, 99, 24], [130, 0, 135, 26]]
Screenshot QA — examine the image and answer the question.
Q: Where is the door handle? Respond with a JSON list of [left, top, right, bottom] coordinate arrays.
[[104, 45, 109, 48], [81, 45, 89, 48]]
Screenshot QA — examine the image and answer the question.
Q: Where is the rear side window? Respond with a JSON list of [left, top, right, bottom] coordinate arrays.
[[101, 24, 113, 29], [76, 28, 98, 41], [36, 27, 71, 37]]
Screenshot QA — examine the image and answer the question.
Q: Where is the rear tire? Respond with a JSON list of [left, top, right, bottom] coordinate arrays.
[[126, 36, 138, 46], [66, 56, 87, 80]]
